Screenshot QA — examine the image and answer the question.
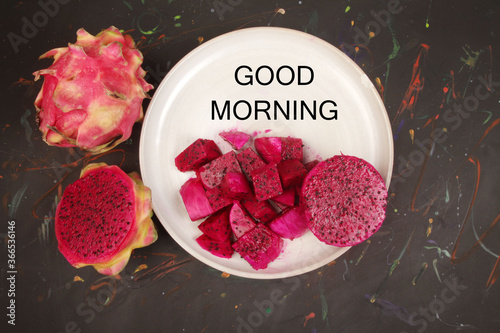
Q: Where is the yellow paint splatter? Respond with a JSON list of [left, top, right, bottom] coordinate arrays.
[[221, 272, 230, 278], [133, 264, 148, 274], [197, 36, 204, 44], [409, 129, 415, 144], [73, 275, 84, 283], [426, 218, 433, 237]]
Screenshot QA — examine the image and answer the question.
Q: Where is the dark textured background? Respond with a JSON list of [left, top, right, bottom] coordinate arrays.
[[1, 0, 499, 332]]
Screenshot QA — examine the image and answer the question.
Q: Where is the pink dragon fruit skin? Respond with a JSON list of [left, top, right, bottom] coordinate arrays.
[[219, 130, 251, 150], [179, 178, 214, 221], [268, 206, 308, 240], [55, 163, 157, 275], [300, 155, 388, 247], [33, 26, 153, 154]]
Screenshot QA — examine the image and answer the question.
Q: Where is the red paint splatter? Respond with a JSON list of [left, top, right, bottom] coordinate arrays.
[[392, 44, 430, 124], [303, 312, 315, 327]]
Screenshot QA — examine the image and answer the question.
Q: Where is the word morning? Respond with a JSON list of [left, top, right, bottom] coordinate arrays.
[[211, 65, 338, 121]]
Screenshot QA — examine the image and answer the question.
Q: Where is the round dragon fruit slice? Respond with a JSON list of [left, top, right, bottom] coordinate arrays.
[[33, 26, 153, 154], [55, 163, 157, 275], [300, 155, 387, 247]]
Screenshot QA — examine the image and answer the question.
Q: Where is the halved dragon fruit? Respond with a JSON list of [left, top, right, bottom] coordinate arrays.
[[55, 163, 157, 275], [232, 224, 284, 270], [300, 155, 388, 246], [219, 130, 251, 150], [33, 26, 153, 154]]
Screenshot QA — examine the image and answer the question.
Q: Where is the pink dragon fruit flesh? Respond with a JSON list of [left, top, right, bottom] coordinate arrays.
[[33, 26, 153, 154], [229, 201, 257, 239], [55, 163, 157, 275], [198, 208, 231, 242], [232, 224, 284, 270], [196, 234, 233, 259], [300, 155, 388, 247]]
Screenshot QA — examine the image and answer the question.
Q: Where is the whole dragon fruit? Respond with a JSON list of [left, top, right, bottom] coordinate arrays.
[[33, 26, 153, 154]]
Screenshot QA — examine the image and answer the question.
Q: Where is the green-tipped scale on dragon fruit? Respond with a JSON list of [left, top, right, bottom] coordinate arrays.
[[198, 208, 231, 242], [175, 138, 222, 172], [55, 163, 157, 275], [300, 155, 388, 246], [33, 26, 153, 154], [196, 234, 233, 258], [232, 224, 284, 270], [268, 206, 308, 240], [179, 178, 214, 221], [229, 201, 257, 239], [219, 130, 251, 150]]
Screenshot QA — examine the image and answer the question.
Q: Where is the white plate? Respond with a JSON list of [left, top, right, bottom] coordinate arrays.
[[139, 27, 393, 279]]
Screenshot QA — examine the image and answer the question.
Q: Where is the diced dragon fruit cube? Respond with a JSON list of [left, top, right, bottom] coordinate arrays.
[[232, 224, 283, 270], [175, 138, 222, 172], [197, 151, 242, 189], [251, 163, 283, 202]]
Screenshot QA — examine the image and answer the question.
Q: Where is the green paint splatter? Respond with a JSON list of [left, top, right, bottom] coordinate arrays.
[[123, 0, 133, 10], [266, 307, 272, 314], [424, 246, 451, 258], [480, 110, 493, 124], [432, 258, 442, 283], [174, 23, 181, 28], [318, 279, 329, 327], [174, 14, 181, 20], [345, 6, 351, 13]]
